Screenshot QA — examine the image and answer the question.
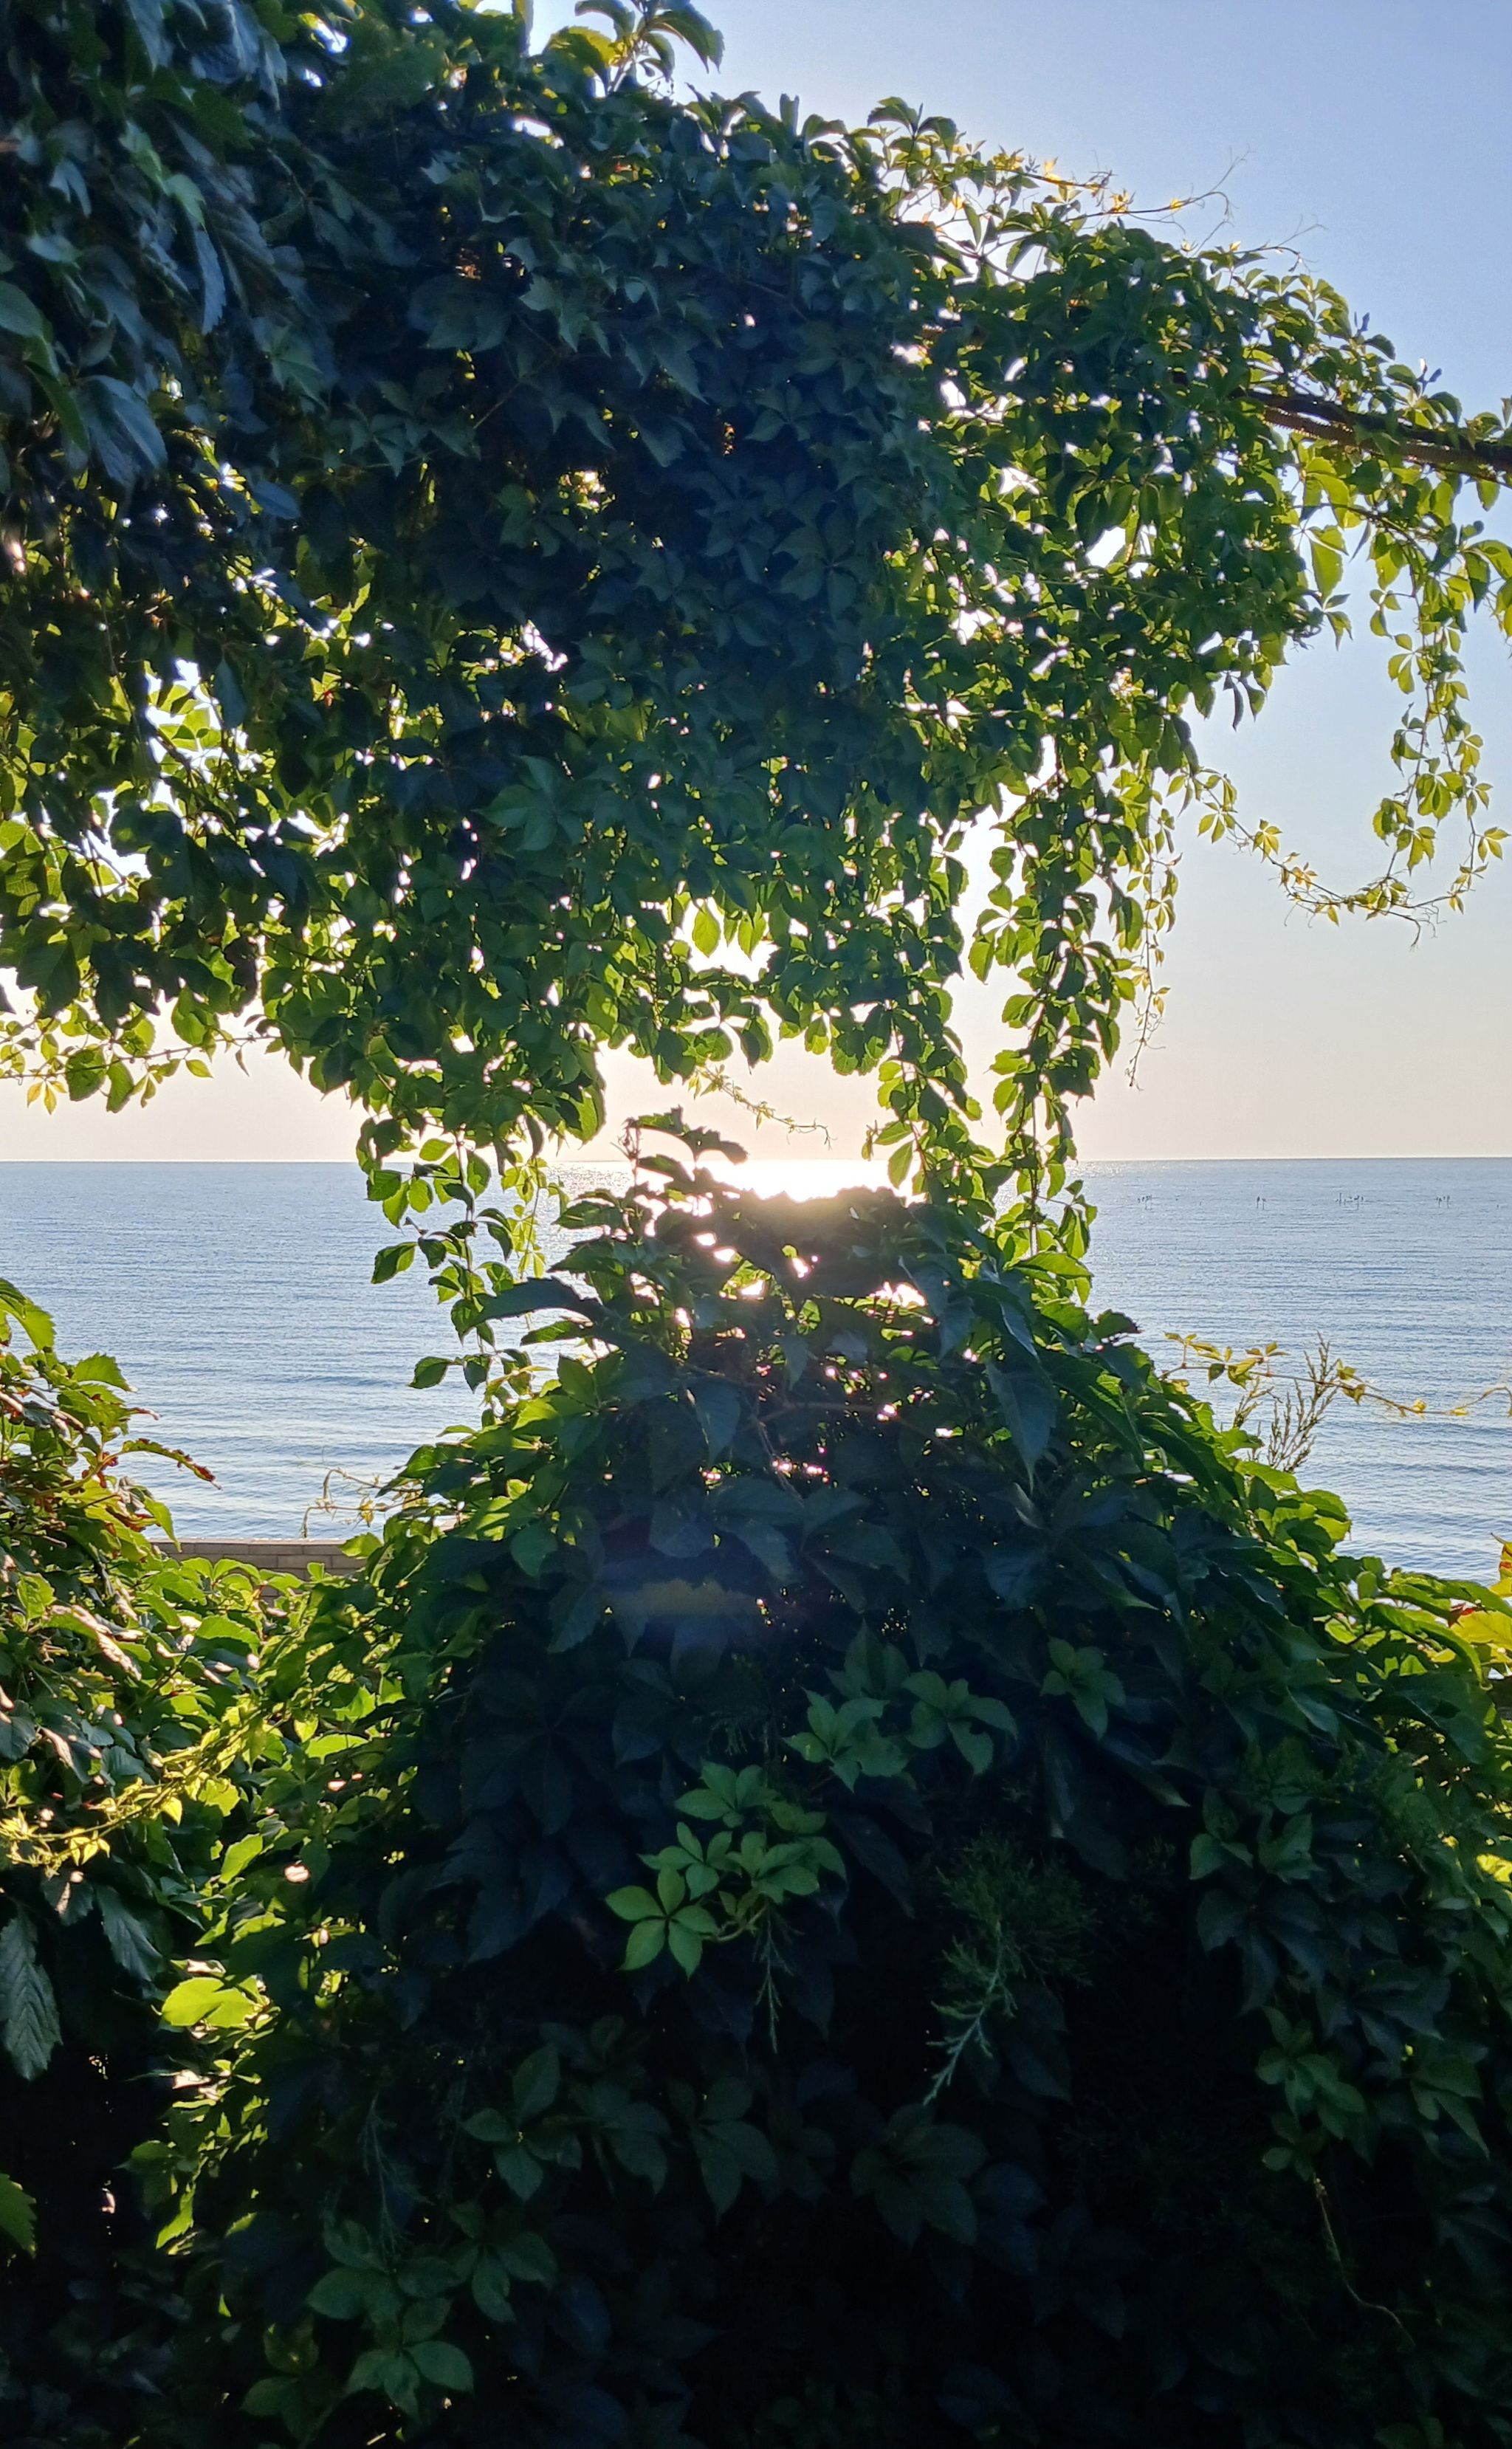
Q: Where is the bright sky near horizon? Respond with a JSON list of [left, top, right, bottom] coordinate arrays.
[[5, 0, 1510, 1164]]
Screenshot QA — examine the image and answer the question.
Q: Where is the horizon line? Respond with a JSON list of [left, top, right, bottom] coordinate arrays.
[[1, 1152, 1511, 1167]]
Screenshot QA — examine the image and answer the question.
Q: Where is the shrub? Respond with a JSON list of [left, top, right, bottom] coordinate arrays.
[[146, 1157, 1512, 2449], [0, 1280, 289, 2444]]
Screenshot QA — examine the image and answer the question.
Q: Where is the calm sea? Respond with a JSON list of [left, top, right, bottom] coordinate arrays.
[[1084, 1158, 1512, 1584], [0, 1159, 1507, 1580]]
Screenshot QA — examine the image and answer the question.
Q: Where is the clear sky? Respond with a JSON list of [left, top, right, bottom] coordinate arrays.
[[5, 0, 1510, 1162]]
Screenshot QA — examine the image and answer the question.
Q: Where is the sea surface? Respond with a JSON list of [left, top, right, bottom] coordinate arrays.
[[0, 1158, 1507, 1580], [1083, 1158, 1512, 1584]]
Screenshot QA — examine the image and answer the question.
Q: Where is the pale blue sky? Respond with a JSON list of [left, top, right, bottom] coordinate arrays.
[[5, 0, 1509, 1160]]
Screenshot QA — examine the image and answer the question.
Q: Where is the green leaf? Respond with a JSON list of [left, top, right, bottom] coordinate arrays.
[[1189, 1833, 1233, 1880], [79, 374, 167, 475], [606, 1884, 662, 1923], [622, 1918, 667, 1970], [161, 1975, 252, 2030], [323, 2218, 383, 2270], [221, 1833, 264, 1880], [348, 2348, 419, 2410], [243, 2377, 295, 2417], [481, 1277, 597, 1322], [411, 2338, 474, 2391], [470, 2256, 514, 2322], [461, 2108, 514, 2143], [509, 1522, 556, 1578], [0, 1915, 60, 2080], [0, 281, 47, 340], [691, 1378, 740, 1457], [70, 1352, 128, 1388], [309, 2267, 371, 2319], [0, 1279, 55, 1351], [667, 1917, 705, 1974], [0, 2169, 35, 2255], [950, 1722, 994, 1775], [495, 2143, 545, 2199], [496, 2230, 557, 2284], [400, 2292, 450, 2339], [985, 1361, 1058, 1470], [95, 1886, 160, 1982], [512, 2044, 560, 2120]]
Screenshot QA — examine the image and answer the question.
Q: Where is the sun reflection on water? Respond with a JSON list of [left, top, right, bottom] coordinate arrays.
[[566, 1155, 887, 1203]]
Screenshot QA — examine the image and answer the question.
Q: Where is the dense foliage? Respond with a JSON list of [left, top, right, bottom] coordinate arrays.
[[0, 1278, 298, 2439], [1, 0, 1511, 1206], [106, 1155, 1512, 2449], [6, 8, 1512, 2445]]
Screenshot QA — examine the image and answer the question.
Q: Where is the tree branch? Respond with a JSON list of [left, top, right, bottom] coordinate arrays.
[[1257, 387, 1512, 484]]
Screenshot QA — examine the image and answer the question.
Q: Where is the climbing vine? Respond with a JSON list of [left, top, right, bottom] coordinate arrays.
[[113, 1150, 1512, 2449], [4, 13, 1512, 2445], [0, 1, 1508, 1220]]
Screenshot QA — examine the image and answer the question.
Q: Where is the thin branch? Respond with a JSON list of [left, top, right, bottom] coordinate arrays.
[[1257, 388, 1512, 484]]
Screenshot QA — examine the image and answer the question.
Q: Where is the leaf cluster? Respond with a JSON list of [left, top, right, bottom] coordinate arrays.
[[0, 4, 1509, 1201], [0, 1278, 348, 2443]]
